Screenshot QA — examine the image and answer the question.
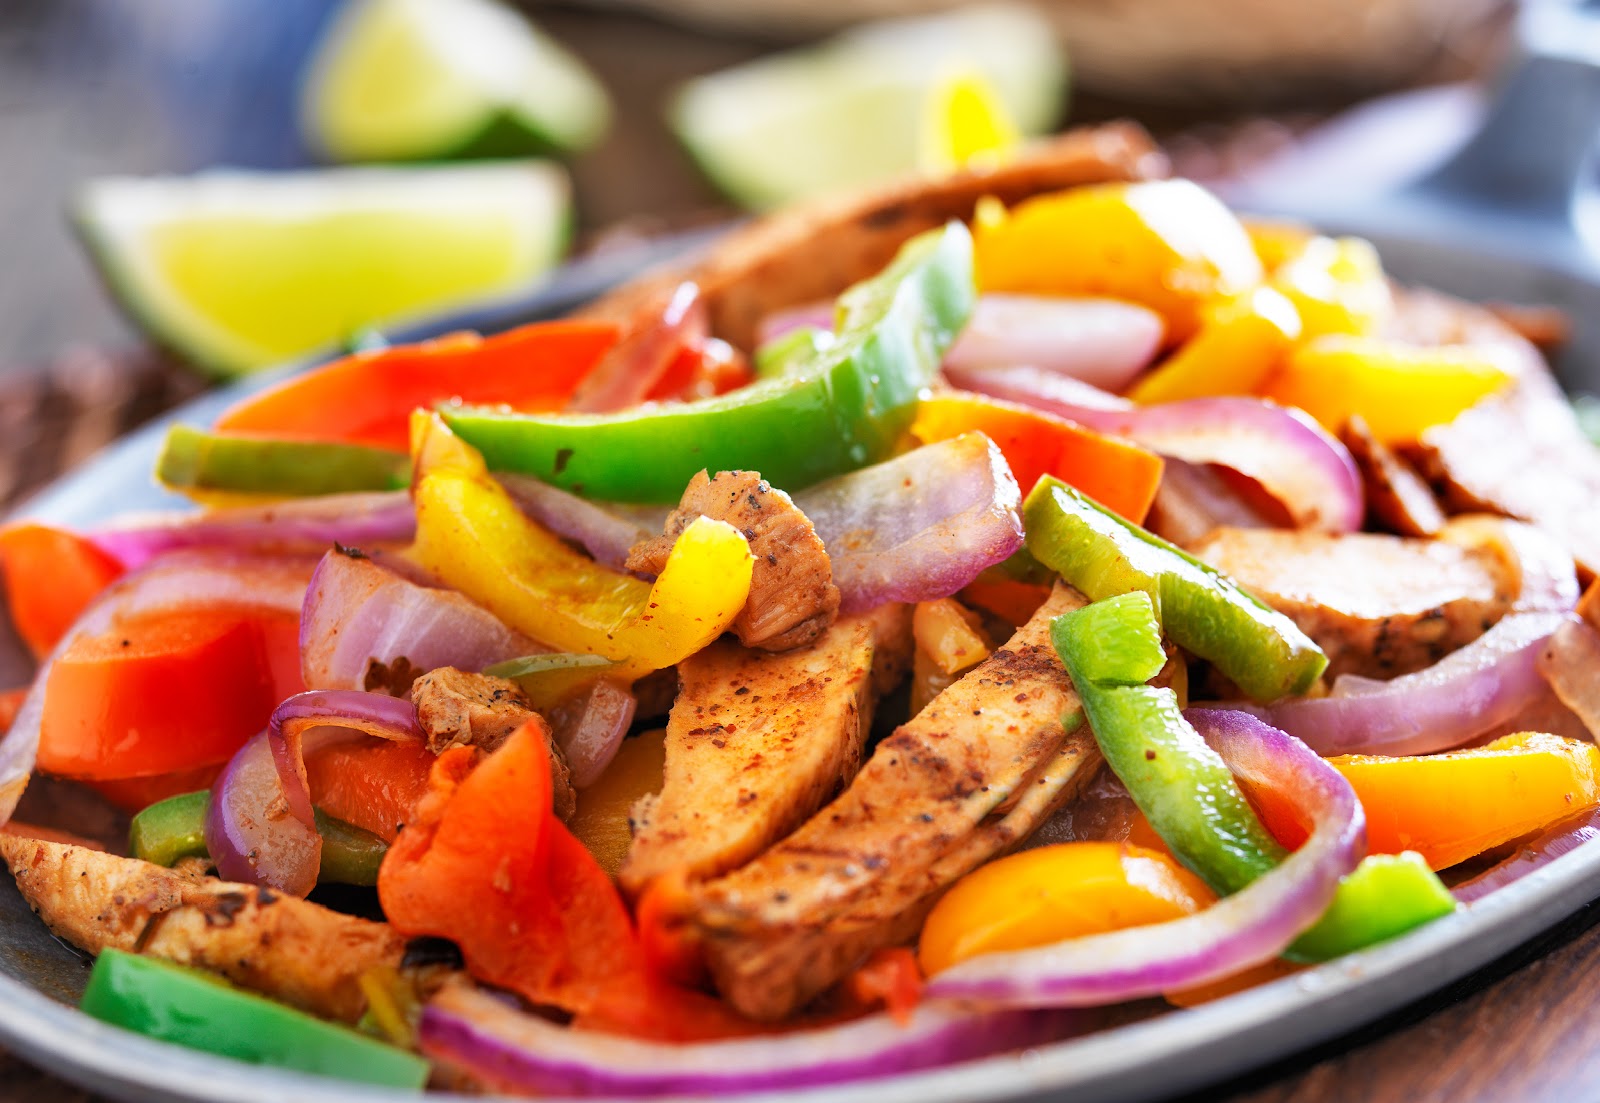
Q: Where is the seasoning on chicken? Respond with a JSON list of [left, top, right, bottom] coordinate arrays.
[[411, 668, 575, 821], [691, 584, 1097, 1020], [620, 604, 912, 898], [628, 470, 842, 652], [1187, 528, 1515, 680], [0, 836, 404, 1023]]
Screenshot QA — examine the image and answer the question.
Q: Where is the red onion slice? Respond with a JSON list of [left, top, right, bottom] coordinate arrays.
[[550, 680, 637, 789], [300, 550, 541, 692], [762, 296, 1164, 393], [1453, 807, 1600, 904], [498, 474, 667, 572], [794, 433, 1023, 613], [264, 690, 425, 833], [419, 983, 1080, 1097], [90, 491, 416, 570], [924, 709, 1362, 1008], [204, 730, 322, 897], [568, 282, 705, 413], [1257, 612, 1576, 758], [949, 369, 1364, 532], [0, 551, 312, 825], [943, 295, 1165, 392]]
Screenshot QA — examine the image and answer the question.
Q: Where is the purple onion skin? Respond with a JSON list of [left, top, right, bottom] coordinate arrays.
[[795, 434, 1024, 612], [266, 689, 425, 830], [1454, 808, 1600, 904], [300, 550, 538, 691], [924, 709, 1362, 1007], [92, 491, 415, 571], [205, 731, 321, 897], [420, 985, 1080, 1098], [554, 681, 637, 789], [1257, 611, 1573, 758], [498, 474, 665, 572]]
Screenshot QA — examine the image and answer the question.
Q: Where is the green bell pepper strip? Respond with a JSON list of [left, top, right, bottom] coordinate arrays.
[[82, 949, 428, 1088], [442, 221, 976, 503], [1025, 476, 1327, 703], [157, 424, 408, 498], [482, 652, 619, 710], [753, 325, 833, 378], [129, 790, 388, 886], [1052, 592, 1454, 960]]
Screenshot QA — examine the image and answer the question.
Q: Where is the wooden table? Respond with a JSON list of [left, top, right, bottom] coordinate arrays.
[[1, 2, 1594, 1101]]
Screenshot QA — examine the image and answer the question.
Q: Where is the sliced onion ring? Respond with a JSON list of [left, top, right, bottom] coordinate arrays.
[[265, 690, 425, 833], [498, 474, 666, 572], [924, 709, 1362, 1008], [301, 550, 540, 692], [204, 730, 322, 897], [0, 552, 312, 825], [1453, 807, 1600, 904], [949, 370, 1364, 533], [794, 433, 1023, 612], [1256, 611, 1575, 758], [90, 491, 415, 570], [419, 982, 1080, 1097]]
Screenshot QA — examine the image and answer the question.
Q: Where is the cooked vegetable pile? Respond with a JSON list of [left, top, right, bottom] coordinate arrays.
[[6, 125, 1600, 1094]]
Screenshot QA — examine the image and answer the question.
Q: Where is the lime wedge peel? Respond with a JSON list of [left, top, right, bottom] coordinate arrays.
[[302, 0, 610, 163], [671, 2, 1068, 211], [76, 161, 572, 379]]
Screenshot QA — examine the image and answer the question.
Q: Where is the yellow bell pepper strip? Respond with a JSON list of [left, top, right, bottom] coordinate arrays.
[[567, 727, 667, 875], [1241, 217, 1316, 273], [919, 842, 1216, 975], [410, 414, 752, 680], [1269, 235, 1393, 339], [441, 222, 976, 503], [1128, 286, 1301, 405], [1262, 335, 1517, 443], [914, 394, 1164, 524], [912, 598, 992, 675], [973, 179, 1262, 341], [1252, 732, 1600, 872]]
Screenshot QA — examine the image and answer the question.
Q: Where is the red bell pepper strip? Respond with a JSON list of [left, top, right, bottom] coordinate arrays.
[[38, 605, 302, 780], [913, 393, 1165, 524], [214, 319, 621, 453], [0, 524, 124, 658]]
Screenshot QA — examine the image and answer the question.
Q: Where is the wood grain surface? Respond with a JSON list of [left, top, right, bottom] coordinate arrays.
[[0, 2, 1591, 1102]]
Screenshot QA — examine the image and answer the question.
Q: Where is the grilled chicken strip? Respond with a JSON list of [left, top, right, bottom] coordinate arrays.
[[1341, 416, 1446, 538], [619, 604, 912, 898], [0, 837, 403, 1023], [1187, 528, 1515, 680], [693, 584, 1093, 1019], [412, 668, 575, 821], [628, 469, 842, 652], [583, 124, 1164, 350]]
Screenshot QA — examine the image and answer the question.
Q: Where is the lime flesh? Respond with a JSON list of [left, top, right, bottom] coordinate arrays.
[[78, 161, 571, 377], [672, 3, 1068, 210], [303, 0, 609, 162]]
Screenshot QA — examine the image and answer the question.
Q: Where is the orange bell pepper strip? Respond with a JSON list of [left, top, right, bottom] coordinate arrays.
[[1128, 286, 1301, 405], [410, 414, 753, 680], [214, 319, 621, 453], [307, 738, 437, 843], [973, 180, 1262, 342], [0, 524, 124, 659], [1251, 732, 1600, 871], [87, 764, 222, 815], [1269, 235, 1393, 339], [1261, 335, 1516, 444], [919, 841, 1215, 976], [846, 948, 924, 1024], [913, 394, 1164, 524]]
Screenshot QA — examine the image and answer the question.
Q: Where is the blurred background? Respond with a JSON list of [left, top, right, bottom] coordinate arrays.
[[0, 0, 1517, 508]]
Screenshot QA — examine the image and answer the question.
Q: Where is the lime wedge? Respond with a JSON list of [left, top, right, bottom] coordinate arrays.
[[302, 0, 609, 163], [919, 70, 1022, 174], [77, 161, 571, 378], [671, 3, 1068, 210]]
